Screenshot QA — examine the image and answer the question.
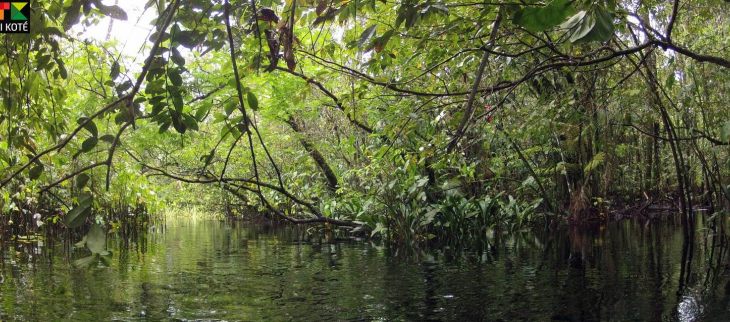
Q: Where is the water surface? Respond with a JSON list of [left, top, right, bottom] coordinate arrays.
[[1, 218, 729, 321]]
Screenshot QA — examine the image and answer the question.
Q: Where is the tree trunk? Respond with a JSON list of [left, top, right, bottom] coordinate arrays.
[[652, 122, 661, 192], [287, 115, 340, 192]]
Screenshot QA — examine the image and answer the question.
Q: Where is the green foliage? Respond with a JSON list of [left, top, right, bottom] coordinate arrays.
[[513, 0, 574, 32], [721, 121, 730, 143], [584, 152, 605, 176], [561, 7, 615, 44], [1, 0, 730, 245], [65, 193, 93, 228]]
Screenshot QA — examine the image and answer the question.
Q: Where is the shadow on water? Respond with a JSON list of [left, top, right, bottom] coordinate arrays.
[[1, 216, 730, 321]]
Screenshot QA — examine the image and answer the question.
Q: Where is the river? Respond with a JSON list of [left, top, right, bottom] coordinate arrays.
[[1, 217, 729, 321]]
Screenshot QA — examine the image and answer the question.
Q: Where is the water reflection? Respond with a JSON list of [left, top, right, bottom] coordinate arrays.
[[0, 217, 729, 321]]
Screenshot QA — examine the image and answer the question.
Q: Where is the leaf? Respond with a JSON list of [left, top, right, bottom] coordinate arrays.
[[562, 8, 614, 44], [258, 7, 280, 23], [65, 193, 93, 228], [81, 137, 98, 152], [430, 4, 449, 15], [172, 95, 184, 113], [561, 11, 593, 43], [358, 25, 378, 49], [99, 251, 113, 266], [151, 102, 166, 116], [573, 7, 614, 43], [225, 101, 237, 115], [116, 80, 132, 94], [145, 79, 165, 95], [171, 111, 187, 134], [721, 120, 730, 142], [99, 134, 116, 143], [371, 222, 387, 237], [74, 235, 87, 248], [181, 114, 199, 131], [173, 31, 197, 49], [313, 7, 337, 26], [584, 152, 605, 175], [560, 10, 586, 30], [110, 61, 120, 79], [72, 255, 98, 269], [513, 0, 574, 32], [171, 47, 186, 66], [29, 164, 44, 180], [168, 69, 183, 86], [62, 1, 82, 31], [195, 102, 212, 121], [86, 224, 106, 254], [76, 173, 90, 189], [56, 59, 68, 79], [371, 30, 394, 53], [86, 121, 98, 137], [422, 208, 440, 225], [247, 92, 259, 111], [220, 124, 232, 140], [158, 121, 171, 134], [97, 4, 128, 20], [77, 118, 98, 137]]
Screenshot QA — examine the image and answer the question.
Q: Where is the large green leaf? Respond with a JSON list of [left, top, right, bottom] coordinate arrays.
[[86, 224, 106, 254], [561, 11, 593, 42], [76, 173, 90, 189], [584, 152, 605, 175], [168, 69, 183, 86], [574, 7, 614, 43], [181, 114, 199, 131], [562, 7, 615, 44], [513, 0, 574, 32], [29, 164, 44, 180], [56, 59, 68, 79], [370, 30, 394, 52], [110, 61, 120, 79], [171, 47, 186, 66], [81, 137, 98, 152], [195, 101, 212, 121], [225, 101, 237, 115], [158, 121, 171, 134], [173, 31, 197, 49], [172, 95, 184, 113], [72, 255, 97, 268], [171, 111, 187, 134], [97, 4, 128, 20], [358, 25, 378, 49], [65, 193, 93, 228], [77, 118, 98, 137], [247, 92, 259, 111], [99, 134, 116, 144]]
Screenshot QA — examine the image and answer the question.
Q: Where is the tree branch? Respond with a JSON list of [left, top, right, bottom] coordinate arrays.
[[275, 66, 375, 133], [447, 9, 502, 152]]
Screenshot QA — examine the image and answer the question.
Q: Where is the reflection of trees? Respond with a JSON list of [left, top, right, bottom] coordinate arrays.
[[5, 219, 730, 320], [550, 225, 603, 321]]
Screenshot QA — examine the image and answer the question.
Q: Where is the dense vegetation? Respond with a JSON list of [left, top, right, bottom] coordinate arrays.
[[1, 0, 729, 249]]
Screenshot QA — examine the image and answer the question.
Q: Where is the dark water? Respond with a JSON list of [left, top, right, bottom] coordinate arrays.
[[1, 217, 730, 321]]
